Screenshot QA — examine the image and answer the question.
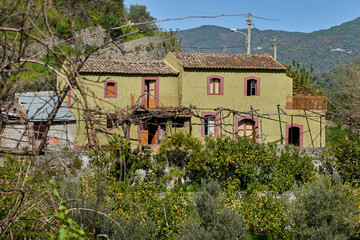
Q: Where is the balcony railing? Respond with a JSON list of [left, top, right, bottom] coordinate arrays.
[[287, 95, 327, 110], [130, 94, 179, 109]]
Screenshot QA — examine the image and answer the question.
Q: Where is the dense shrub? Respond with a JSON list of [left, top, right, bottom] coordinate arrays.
[[288, 175, 360, 240], [203, 135, 315, 193], [178, 181, 248, 240]]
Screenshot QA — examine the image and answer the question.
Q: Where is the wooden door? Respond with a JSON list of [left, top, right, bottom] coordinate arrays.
[[148, 81, 156, 108], [145, 80, 156, 108], [140, 125, 149, 145], [150, 126, 159, 144]]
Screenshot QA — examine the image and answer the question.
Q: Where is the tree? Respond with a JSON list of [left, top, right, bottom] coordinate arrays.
[[178, 181, 248, 240], [0, 0, 132, 237], [286, 60, 322, 96], [127, 4, 157, 32], [288, 175, 360, 240]]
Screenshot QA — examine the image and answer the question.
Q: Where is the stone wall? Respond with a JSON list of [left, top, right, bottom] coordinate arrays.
[[93, 36, 177, 61]]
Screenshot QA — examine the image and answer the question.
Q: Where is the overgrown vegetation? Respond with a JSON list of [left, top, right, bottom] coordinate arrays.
[[3, 131, 360, 239]]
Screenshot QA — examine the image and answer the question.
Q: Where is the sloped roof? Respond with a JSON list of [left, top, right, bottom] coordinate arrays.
[[18, 91, 75, 122], [79, 59, 178, 75], [170, 52, 286, 70]]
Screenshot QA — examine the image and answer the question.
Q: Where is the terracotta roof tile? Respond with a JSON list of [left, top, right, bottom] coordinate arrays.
[[170, 52, 286, 70], [79, 59, 178, 75]]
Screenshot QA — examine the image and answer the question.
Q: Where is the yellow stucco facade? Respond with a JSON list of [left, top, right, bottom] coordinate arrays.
[[59, 52, 326, 149]]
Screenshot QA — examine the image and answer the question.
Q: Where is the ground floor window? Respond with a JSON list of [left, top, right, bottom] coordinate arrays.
[[204, 115, 215, 136], [33, 123, 46, 140], [238, 119, 255, 138], [107, 114, 118, 129]]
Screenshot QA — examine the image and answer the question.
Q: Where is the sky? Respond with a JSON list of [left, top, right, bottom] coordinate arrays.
[[123, 0, 360, 33]]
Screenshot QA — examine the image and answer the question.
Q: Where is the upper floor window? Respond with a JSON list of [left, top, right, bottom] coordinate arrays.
[[244, 76, 260, 96], [104, 80, 117, 98], [207, 75, 224, 95], [210, 78, 220, 95], [247, 80, 257, 96]]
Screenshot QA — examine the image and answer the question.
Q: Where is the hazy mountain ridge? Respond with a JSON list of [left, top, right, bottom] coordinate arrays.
[[176, 17, 360, 74]]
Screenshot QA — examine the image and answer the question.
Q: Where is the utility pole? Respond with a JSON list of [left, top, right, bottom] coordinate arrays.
[[273, 37, 277, 61], [247, 12, 251, 54]]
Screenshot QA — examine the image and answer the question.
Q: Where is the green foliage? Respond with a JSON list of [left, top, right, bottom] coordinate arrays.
[[326, 123, 350, 147], [178, 181, 248, 240], [100, 134, 153, 184], [286, 60, 322, 95], [0, 155, 56, 238], [238, 193, 290, 239], [330, 136, 360, 185], [51, 185, 89, 240], [100, 12, 123, 39], [158, 132, 203, 170], [106, 180, 193, 239], [127, 4, 157, 32], [202, 136, 315, 193], [157, 132, 204, 184], [289, 175, 360, 240]]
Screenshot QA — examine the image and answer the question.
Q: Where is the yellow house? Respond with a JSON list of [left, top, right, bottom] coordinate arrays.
[[59, 52, 326, 149]]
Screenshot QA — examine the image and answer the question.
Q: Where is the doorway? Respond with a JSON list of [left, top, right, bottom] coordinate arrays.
[[140, 124, 159, 144], [288, 126, 300, 146], [144, 80, 157, 108]]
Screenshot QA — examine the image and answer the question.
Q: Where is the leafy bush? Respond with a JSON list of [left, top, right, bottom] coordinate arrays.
[[239, 193, 290, 240], [288, 175, 360, 240], [203, 136, 315, 193], [157, 132, 205, 184], [100, 134, 152, 184], [178, 181, 248, 240], [0, 155, 57, 238], [330, 136, 360, 185]]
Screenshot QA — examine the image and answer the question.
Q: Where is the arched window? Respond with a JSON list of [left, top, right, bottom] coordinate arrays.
[[204, 115, 215, 136], [244, 76, 260, 96], [238, 119, 255, 138], [201, 112, 219, 137], [207, 75, 224, 95]]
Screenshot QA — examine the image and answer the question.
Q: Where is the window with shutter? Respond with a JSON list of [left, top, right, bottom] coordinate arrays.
[[104, 81, 117, 98]]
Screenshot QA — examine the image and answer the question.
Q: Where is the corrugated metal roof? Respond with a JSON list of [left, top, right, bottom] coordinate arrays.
[[79, 59, 178, 75], [170, 52, 286, 70], [18, 91, 75, 122]]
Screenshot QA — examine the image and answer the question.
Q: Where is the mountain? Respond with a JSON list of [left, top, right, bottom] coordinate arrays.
[[176, 17, 360, 74]]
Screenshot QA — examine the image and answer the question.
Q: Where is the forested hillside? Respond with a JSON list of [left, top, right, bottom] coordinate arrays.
[[1, 0, 176, 92], [176, 17, 360, 73]]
